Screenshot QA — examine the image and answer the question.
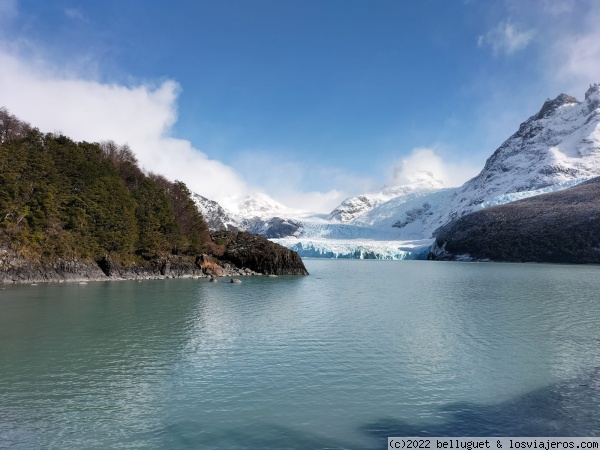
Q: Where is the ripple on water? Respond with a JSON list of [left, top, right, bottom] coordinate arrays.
[[1, 262, 600, 448]]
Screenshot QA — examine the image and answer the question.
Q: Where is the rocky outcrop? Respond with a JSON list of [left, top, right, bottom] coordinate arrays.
[[0, 250, 105, 283], [534, 93, 579, 120], [242, 216, 304, 238], [0, 229, 309, 283], [0, 250, 205, 284], [197, 254, 229, 277], [197, 253, 261, 278], [428, 177, 600, 263], [209, 230, 309, 275]]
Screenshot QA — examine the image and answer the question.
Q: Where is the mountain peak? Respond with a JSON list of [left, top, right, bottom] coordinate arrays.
[[329, 172, 445, 223], [585, 83, 600, 111], [535, 93, 579, 120], [585, 83, 600, 99], [232, 193, 287, 218]]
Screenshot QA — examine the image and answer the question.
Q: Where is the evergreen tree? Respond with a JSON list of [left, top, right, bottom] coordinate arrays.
[[0, 108, 210, 263]]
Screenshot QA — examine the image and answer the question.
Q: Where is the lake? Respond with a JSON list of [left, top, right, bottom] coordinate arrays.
[[1, 260, 600, 449]]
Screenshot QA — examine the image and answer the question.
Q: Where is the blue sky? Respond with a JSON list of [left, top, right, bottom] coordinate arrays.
[[1, 0, 599, 212]]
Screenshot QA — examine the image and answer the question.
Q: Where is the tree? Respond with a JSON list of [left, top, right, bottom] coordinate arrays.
[[0, 108, 31, 143]]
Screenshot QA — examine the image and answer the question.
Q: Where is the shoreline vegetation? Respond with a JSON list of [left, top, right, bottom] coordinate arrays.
[[0, 108, 307, 284], [3, 106, 599, 272]]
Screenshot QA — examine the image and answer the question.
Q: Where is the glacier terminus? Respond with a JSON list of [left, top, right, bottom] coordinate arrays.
[[194, 84, 600, 260]]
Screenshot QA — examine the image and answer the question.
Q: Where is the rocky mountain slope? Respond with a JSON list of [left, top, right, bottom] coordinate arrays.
[[353, 85, 600, 234], [428, 177, 600, 263], [230, 192, 289, 218], [195, 84, 600, 258], [445, 87, 600, 216], [193, 193, 305, 239], [193, 193, 242, 231]]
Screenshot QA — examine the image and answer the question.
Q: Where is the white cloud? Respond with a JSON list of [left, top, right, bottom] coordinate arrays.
[[475, 1, 600, 95], [556, 32, 600, 89], [64, 8, 85, 21], [0, 46, 378, 214], [541, 0, 575, 15], [230, 151, 378, 213], [0, 48, 248, 203], [388, 148, 480, 188], [477, 20, 535, 56], [552, 3, 600, 92], [273, 189, 346, 216]]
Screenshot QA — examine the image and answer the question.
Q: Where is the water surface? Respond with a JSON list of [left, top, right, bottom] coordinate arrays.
[[1, 260, 600, 449]]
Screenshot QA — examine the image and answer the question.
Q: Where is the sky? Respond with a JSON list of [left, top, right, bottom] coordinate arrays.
[[1, 0, 599, 213]]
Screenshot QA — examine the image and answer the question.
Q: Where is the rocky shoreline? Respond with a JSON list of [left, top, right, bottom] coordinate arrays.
[[0, 231, 308, 284]]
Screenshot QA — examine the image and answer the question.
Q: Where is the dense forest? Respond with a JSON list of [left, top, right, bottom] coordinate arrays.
[[0, 107, 210, 267]]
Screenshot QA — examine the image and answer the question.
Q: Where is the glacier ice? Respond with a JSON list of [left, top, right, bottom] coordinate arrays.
[[192, 85, 600, 259]]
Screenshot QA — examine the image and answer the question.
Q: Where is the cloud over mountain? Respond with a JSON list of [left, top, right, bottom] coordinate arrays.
[[0, 47, 249, 203], [477, 20, 535, 56]]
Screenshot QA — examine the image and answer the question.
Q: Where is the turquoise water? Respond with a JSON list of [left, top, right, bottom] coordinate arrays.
[[1, 260, 600, 449]]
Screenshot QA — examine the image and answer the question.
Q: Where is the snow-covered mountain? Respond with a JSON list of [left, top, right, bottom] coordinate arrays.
[[346, 84, 600, 237], [329, 171, 445, 223], [192, 194, 242, 231], [449, 87, 600, 214], [193, 193, 293, 230], [193, 192, 306, 238], [194, 84, 600, 258], [193, 192, 294, 230], [225, 192, 289, 218]]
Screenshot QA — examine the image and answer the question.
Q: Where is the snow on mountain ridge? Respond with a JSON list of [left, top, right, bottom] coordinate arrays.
[[239, 193, 286, 217], [352, 85, 600, 239], [192, 194, 242, 231], [193, 84, 600, 258], [329, 171, 445, 223], [221, 192, 288, 218], [455, 85, 600, 206]]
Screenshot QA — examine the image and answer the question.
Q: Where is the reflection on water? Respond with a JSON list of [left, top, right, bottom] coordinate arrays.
[[1, 260, 600, 449]]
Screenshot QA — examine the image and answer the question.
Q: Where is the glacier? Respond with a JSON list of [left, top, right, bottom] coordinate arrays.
[[269, 178, 591, 259], [270, 219, 434, 259], [272, 238, 433, 260], [193, 84, 600, 259]]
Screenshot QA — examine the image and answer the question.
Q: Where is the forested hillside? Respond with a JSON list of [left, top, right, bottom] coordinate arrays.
[[0, 107, 209, 266], [429, 177, 600, 264]]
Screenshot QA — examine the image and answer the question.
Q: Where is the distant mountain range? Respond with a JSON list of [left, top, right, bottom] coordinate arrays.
[[328, 171, 445, 223], [195, 83, 600, 259]]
